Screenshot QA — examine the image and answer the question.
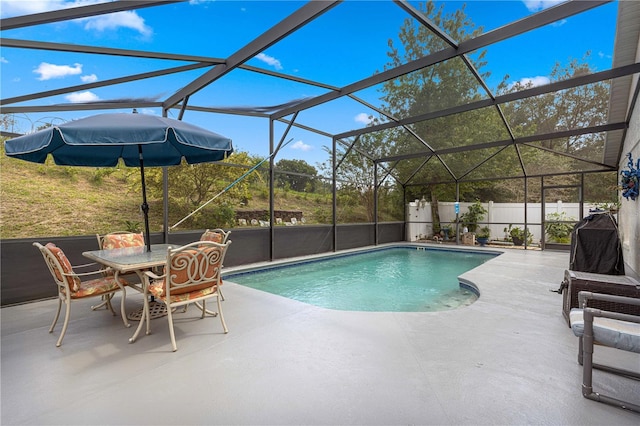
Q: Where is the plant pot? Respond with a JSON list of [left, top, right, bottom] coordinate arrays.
[[512, 236, 523, 246], [477, 237, 489, 246]]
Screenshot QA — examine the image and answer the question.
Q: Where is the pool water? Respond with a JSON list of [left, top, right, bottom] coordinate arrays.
[[225, 247, 496, 312]]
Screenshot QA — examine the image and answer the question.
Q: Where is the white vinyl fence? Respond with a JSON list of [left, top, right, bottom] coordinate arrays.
[[406, 200, 602, 242]]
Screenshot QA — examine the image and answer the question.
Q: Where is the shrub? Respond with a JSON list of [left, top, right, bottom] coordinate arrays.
[[545, 212, 574, 243], [459, 200, 487, 233]]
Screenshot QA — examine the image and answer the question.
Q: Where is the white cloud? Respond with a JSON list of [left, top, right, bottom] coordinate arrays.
[[517, 76, 550, 87], [80, 73, 98, 83], [291, 140, 312, 152], [0, 0, 65, 17], [598, 51, 612, 60], [1, 1, 151, 36], [522, 0, 564, 12], [355, 112, 373, 125], [65, 91, 99, 103], [509, 76, 551, 88], [0, 57, 8, 63], [256, 53, 283, 70], [34, 62, 82, 80], [81, 11, 152, 37], [551, 19, 567, 27]]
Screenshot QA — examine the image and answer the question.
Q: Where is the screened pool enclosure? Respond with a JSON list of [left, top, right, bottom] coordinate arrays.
[[1, 0, 639, 246]]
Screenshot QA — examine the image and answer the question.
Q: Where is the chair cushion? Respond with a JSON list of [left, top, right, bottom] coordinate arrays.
[[102, 233, 144, 249], [570, 308, 640, 353], [70, 276, 127, 298], [148, 280, 220, 303], [45, 243, 81, 292], [200, 230, 223, 243], [153, 248, 222, 297]]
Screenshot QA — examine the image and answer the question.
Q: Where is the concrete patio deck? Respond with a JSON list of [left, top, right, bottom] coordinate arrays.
[[1, 244, 639, 425]]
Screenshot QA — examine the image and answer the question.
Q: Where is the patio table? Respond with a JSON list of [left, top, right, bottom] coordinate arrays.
[[83, 244, 172, 343]]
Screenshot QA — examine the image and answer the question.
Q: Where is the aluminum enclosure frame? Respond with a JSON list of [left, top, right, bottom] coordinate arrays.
[[1, 0, 639, 259]]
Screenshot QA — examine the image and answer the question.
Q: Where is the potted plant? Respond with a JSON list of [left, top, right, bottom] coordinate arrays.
[[504, 224, 532, 246], [476, 226, 490, 246], [459, 200, 487, 233], [441, 224, 452, 241]]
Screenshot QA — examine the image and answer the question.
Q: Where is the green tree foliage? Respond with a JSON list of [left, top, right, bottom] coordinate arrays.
[[336, 1, 614, 211], [545, 212, 574, 243], [275, 158, 318, 192], [142, 150, 260, 229], [319, 128, 396, 223]]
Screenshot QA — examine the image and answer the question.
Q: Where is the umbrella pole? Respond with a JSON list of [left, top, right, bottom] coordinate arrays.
[[138, 145, 152, 252]]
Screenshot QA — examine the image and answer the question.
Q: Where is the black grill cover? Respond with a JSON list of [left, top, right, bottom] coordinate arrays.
[[570, 212, 625, 275]]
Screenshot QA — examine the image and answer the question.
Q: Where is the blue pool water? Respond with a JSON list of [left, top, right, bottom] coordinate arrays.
[[224, 247, 497, 312]]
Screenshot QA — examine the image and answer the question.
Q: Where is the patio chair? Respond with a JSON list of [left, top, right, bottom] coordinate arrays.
[[569, 291, 640, 412], [96, 231, 145, 250], [33, 242, 130, 347], [200, 228, 231, 244], [144, 240, 231, 351], [94, 231, 145, 310], [199, 229, 231, 302]]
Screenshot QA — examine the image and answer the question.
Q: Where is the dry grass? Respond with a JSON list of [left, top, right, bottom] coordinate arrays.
[[0, 152, 341, 239], [0, 154, 160, 239]]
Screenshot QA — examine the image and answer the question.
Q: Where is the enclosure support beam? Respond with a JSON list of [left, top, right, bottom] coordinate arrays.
[[163, 1, 339, 110], [524, 178, 529, 249], [162, 109, 170, 244], [374, 162, 379, 246], [0, 1, 181, 30], [332, 137, 338, 252], [269, 121, 275, 261], [455, 183, 460, 246]]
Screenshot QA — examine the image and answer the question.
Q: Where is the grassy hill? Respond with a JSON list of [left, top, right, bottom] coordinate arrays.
[[0, 149, 344, 239]]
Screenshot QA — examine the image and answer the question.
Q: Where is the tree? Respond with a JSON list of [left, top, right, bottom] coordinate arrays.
[[275, 159, 317, 192], [376, 2, 612, 207], [143, 150, 261, 229]]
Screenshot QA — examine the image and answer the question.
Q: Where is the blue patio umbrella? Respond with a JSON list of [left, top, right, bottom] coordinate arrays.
[[5, 112, 233, 251]]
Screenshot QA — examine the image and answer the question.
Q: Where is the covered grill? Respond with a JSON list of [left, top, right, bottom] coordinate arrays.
[[570, 212, 625, 275]]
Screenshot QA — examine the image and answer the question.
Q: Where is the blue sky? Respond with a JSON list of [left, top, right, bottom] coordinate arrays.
[[0, 0, 618, 167]]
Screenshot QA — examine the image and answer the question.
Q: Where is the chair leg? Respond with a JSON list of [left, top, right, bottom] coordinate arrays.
[[119, 287, 130, 328], [166, 304, 178, 352], [56, 298, 72, 347], [49, 297, 62, 333], [192, 300, 219, 317], [577, 336, 584, 366], [217, 295, 228, 334], [581, 330, 594, 398], [91, 295, 110, 311], [105, 293, 116, 316]]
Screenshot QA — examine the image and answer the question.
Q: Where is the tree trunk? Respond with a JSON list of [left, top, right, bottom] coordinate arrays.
[[430, 191, 441, 234]]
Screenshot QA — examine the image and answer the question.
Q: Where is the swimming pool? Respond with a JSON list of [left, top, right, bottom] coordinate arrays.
[[224, 246, 498, 312]]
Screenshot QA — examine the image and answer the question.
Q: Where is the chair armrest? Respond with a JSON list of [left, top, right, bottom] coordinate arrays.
[[73, 262, 100, 269], [62, 268, 112, 278], [578, 291, 640, 308], [144, 270, 165, 280], [583, 307, 640, 325]]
